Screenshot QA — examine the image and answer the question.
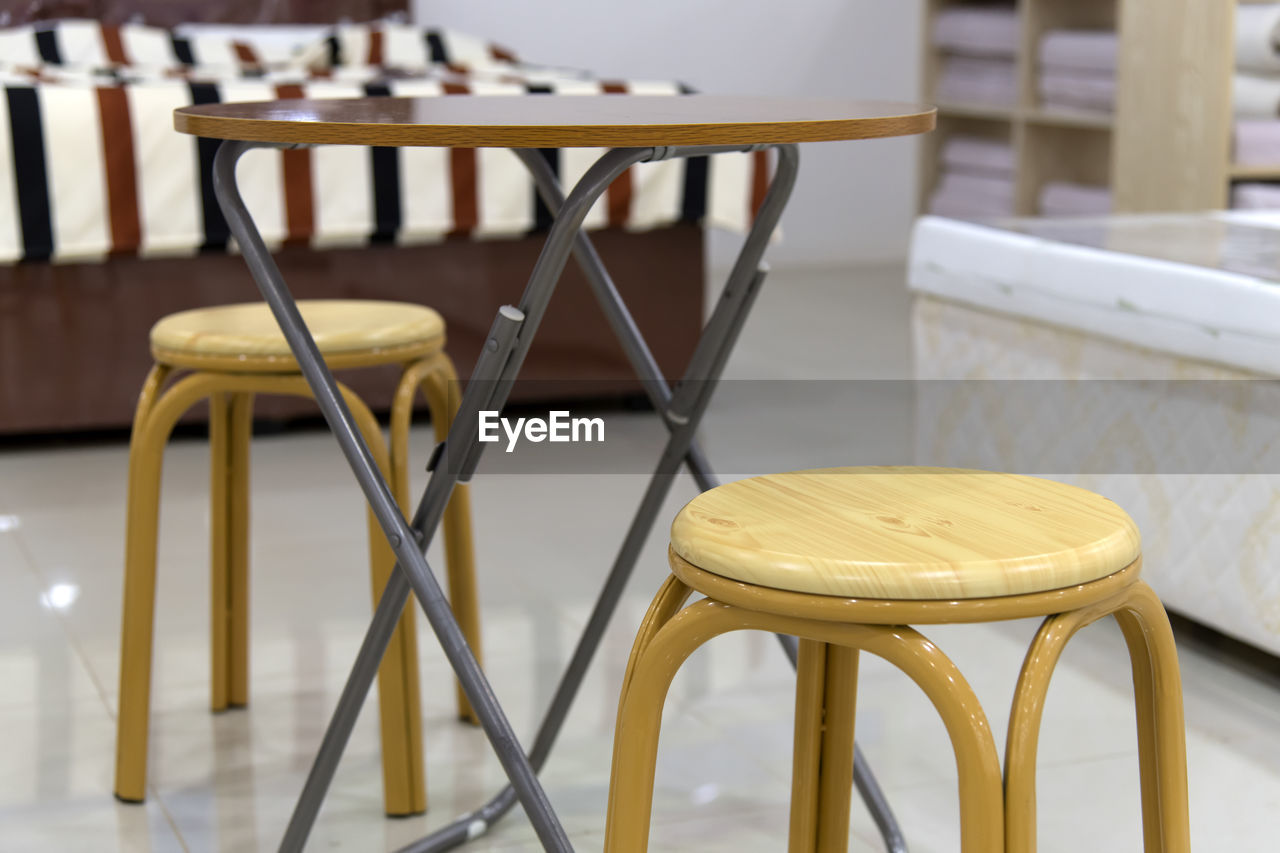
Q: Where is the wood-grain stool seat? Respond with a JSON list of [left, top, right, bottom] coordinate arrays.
[[150, 299, 445, 372], [606, 466, 1189, 853], [669, 466, 1142, 600]]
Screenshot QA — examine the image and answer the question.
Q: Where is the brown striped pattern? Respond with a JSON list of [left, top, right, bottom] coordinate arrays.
[[600, 81, 633, 227], [95, 87, 141, 253], [232, 42, 260, 68], [0, 74, 768, 264], [442, 82, 478, 237], [750, 150, 769, 223], [274, 84, 315, 246], [101, 26, 128, 66]]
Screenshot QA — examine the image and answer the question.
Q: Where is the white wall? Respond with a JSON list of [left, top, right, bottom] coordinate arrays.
[[414, 0, 923, 269]]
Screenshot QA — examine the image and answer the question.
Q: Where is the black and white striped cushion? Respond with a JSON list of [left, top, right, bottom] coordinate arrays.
[[0, 72, 765, 264]]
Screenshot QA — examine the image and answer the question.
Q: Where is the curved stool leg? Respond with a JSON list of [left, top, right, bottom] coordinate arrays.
[[116, 368, 421, 816], [850, 625, 1003, 853], [605, 589, 719, 853], [115, 366, 207, 802], [419, 354, 483, 725], [1006, 606, 1100, 853], [240, 376, 422, 817], [1006, 581, 1189, 853], [244, 373, 423, 816], [1115, 582, 1190, 853], [616, 574, 695, 701], [606, 592, 1003, 853], [790, 640, 859, 853]]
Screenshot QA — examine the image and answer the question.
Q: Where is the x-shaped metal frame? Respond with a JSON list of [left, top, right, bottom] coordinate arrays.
[[210, 138, 905, 853]]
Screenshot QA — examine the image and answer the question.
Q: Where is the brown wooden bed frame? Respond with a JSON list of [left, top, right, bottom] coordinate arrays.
[[0, 0, 704, 433]]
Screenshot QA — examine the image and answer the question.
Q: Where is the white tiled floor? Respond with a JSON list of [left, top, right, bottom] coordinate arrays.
[[1, 265, 1278, 851]]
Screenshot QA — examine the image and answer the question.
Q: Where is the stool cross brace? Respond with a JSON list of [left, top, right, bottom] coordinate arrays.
[[210, 139, 904, 853]]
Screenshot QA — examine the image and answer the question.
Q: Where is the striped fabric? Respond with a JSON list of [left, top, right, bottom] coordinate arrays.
[[0, 19, 519, 74], [0, 69, 768, 264], [324, 22, 518, 72], [0, 18, 308, 72]]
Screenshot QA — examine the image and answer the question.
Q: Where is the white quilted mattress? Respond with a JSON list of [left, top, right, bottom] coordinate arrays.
[[908, 212, 1280, 656], [909, 213, 1280, 376]]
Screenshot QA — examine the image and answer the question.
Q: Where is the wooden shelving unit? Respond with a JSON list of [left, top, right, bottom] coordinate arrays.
[[920, 0, 1242, 216]]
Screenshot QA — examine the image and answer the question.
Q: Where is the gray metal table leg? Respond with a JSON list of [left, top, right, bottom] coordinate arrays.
[[212, 141, 660, 852], [518, 147, 908, 853], [399, 146, 804, 853], [215, 138, 842, 852]]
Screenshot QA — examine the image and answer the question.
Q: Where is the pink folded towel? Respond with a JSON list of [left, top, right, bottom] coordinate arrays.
[[1039, 182, 1112, 216], [937, 56, 1018, 106], [1234, 120, 1280, 166], [1040, 30, 1118, 74], [933, 6, 1020, 58], [1038, 69, 1116, 113], [928, 192, 1013, 220], [935, 171, 1016, 206], [928, 168, 1016, 220], [941, 136, 1017, 176]]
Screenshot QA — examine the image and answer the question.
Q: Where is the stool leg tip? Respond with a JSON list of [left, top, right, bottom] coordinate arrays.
[[384, 807, 427, 819]]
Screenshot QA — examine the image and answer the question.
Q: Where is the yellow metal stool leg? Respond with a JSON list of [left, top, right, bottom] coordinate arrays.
[[789, 640, 859, 853], [115, 364, 174, 802], [345, 375, 423, 818], [789, 639, 826, 850], [1116, 583, 1191, 853], [210, 391, 253, 713], [420, 355, 482, 725], [209, 392, 232, 712], [116, 367, 433, 816], [606, 573, 1005, 853], [817, 644, 858, 852], [1007, 581, 1189, 853], [227, 392, 253, 707]]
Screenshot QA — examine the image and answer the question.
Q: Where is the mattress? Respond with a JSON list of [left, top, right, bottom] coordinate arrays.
[[908, 213, 1280, 377], [912, 296, 1280, 657], [908, 211, 1280, 656]]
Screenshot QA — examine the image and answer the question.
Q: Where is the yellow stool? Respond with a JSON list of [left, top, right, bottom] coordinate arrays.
[[114, 300, 480, 817], [605, 467, 1190, 852]]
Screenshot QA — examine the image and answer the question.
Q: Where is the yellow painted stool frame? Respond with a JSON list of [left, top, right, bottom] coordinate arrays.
[[113, 345, 480, 817], [604, 551, 1189, 853]]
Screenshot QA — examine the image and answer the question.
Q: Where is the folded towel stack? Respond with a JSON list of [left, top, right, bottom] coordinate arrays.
[[933, 5, 1019, 108], [1039, 181, 1112, 217], [928, 135, 1017, 219], [1037, 29, 1118, 115], [1233, 5, 1280, 173], [1232, 182, 1280, 209]]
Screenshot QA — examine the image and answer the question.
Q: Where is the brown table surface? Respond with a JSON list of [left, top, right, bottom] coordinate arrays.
[[173, 94, 935, 148]]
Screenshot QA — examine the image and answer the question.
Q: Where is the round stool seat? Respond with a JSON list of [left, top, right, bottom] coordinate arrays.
[[670, 466, 1140, 600], [150, 300, 446, 372]]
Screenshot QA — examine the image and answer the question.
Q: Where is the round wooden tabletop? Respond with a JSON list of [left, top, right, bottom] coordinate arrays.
[[173, 95, 935, 148]]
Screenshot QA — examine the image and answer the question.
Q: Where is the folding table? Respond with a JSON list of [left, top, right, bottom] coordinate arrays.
[[173, 94, 936, 852]]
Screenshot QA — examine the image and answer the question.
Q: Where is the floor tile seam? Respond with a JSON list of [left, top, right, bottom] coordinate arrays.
[[149, 788, 196, 853]]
